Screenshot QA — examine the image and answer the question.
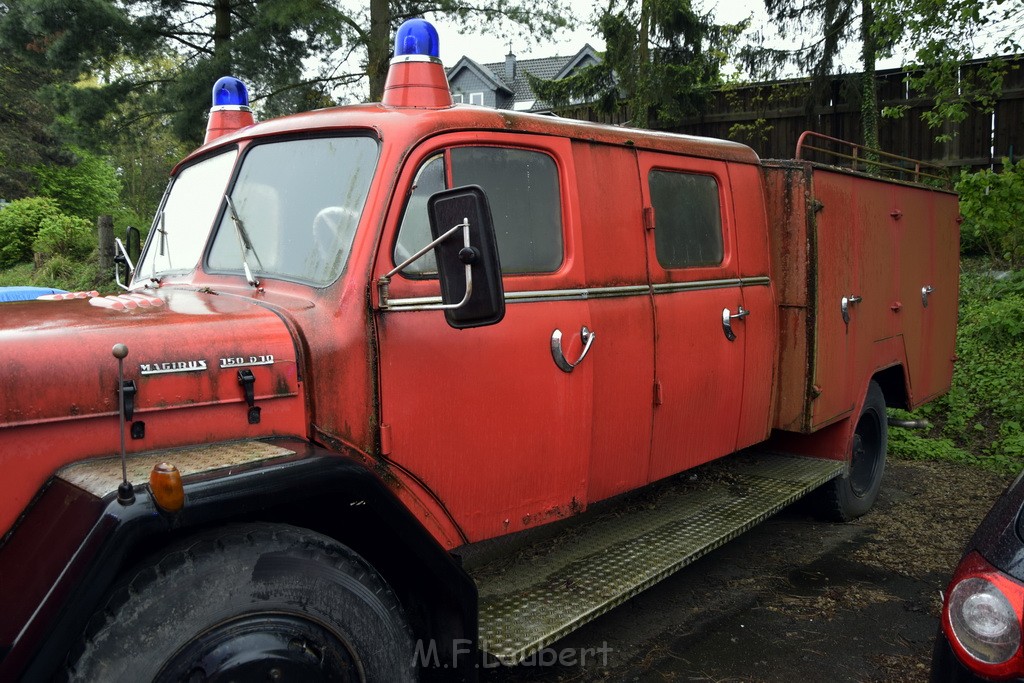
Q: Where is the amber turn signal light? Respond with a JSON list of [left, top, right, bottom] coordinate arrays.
[[149, 462, 184, 513]]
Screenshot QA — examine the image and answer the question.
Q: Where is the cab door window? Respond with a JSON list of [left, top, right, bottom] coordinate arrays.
[[393, 146, 562, 275], [649, 170, 723, 269]]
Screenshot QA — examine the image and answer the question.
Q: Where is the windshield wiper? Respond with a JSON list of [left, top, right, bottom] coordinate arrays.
[[224, 194, 263, 287]]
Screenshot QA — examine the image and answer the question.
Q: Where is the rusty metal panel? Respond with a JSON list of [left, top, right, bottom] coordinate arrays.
[[636, 150, 745, 480], [762, 162, 815, 431], [895, 186, 959, 405], [374, 133, 593, 543], [0, 290, 307, 538], [571, 141, 655, 502], [808, 170, 857, 426]]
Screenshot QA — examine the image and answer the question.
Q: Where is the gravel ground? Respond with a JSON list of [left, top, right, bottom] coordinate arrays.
[[481, 458, 1011, 682]]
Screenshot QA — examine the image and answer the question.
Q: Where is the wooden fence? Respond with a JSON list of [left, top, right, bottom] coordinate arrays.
[[558, 56, 1023, 171]]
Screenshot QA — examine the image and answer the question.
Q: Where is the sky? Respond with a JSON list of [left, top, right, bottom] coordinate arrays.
[[430, 0, 899, 76]]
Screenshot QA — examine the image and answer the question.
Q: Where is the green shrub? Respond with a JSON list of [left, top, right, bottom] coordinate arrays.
[[38, 253, 108, 292], [0, 197, 63, 267], [33, 214, 97, 260], [34, 147, 122, 222], [957, 159, 1024, 267]]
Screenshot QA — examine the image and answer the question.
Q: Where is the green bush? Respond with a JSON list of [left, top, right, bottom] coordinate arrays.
[[957, 159, 1024, 267], [33, 214, 97, 260], [0, 197, 63, 267], [34, 147, 122, 222]]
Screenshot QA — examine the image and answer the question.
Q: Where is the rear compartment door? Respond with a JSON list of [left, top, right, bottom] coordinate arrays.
[[637, 151, 745, 481], [894, 186, 960, 405], [373, 134, 593, 544]]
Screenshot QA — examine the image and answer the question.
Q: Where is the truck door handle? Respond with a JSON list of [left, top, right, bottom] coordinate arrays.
[[922, 285, 934, 308], [841, 295, 862, 325], [551, 326, 595, 373], [721, 306, 749, 342]]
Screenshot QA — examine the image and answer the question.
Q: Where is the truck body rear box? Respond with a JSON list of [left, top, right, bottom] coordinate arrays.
[[763, 161, 959, 432]]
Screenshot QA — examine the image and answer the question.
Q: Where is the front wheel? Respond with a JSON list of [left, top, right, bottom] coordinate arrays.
[[818, 380, 888, 522], [68, 523, 416, 682]]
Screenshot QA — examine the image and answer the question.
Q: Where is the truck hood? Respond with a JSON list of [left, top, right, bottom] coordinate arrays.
[[0, 289, 307, 536]]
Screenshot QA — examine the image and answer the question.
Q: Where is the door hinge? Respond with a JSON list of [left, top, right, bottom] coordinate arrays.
[[653, 380, 663, 406], [643, 206, 656, 231], [380, 423, 393, 456]]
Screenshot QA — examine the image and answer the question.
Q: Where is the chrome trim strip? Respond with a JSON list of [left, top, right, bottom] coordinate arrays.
[[383, 277, 769, 312]]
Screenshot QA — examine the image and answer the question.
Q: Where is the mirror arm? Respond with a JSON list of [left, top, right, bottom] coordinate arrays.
[[378, 219, 473, 310], [113, 237, 136, 291]]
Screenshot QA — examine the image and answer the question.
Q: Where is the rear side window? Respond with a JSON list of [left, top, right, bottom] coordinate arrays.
[[394, 146, 563, 275], [649, 170, 723, 268]]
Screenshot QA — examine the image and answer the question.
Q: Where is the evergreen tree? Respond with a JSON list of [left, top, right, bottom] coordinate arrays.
[[530, 0, 744, 129], [740, 0, 891, 151]]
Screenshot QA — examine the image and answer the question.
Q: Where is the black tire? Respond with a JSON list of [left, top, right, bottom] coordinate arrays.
[[818, 380, 888, 522], [68, 523, 416, 682]]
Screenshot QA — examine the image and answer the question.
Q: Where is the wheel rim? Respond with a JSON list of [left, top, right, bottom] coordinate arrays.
[[157, 614, 361, 682], [849, 408, 882, 497]]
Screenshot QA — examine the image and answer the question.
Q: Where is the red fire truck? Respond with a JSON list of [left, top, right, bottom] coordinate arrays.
[[0, 19, 959, 682]]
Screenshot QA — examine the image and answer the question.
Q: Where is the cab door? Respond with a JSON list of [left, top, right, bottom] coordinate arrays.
[[638, 152, 746, 482], [373, 134, 593, 543]]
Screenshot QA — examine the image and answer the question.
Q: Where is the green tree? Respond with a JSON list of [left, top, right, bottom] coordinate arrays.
[[875, 0, 1022, 136], [740, 0, 891, 151], [529, 0, 744, 129], [0, 47, 68, 200], [34, 147, 122, 221], [0, 0, 352, 144]]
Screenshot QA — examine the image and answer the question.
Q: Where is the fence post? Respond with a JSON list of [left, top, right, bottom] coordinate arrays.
[[97, 215, 114, 272]]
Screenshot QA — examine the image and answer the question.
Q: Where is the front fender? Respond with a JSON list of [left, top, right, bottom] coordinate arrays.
[[0, 438, 478, 682]]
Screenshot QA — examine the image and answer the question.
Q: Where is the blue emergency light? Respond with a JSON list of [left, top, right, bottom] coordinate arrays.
[[394, 19, 439, 59], [212, 76, 250, 108]]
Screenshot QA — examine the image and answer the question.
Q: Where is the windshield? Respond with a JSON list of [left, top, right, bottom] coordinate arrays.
[[207, 136, 379, 286], [136, 149, 237, 281]]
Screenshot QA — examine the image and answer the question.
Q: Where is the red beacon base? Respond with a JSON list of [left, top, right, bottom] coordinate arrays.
[[382, 18, 452, 109]]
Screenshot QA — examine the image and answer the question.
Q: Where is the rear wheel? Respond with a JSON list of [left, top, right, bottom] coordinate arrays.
[[819, 380, 888, 522], [68, 523, 416, 682]]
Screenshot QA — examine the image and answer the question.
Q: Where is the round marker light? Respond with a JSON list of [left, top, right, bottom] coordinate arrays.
[[394, 18, 439, 59], [149, 462, 185, 513], [211, 76, 250, 109]]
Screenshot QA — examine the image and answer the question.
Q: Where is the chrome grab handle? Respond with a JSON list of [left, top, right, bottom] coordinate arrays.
[[721, 306, 749, 342], [922, 285, 934, 308], [841, 295, 862, 325], [551, 326, 595, 373]]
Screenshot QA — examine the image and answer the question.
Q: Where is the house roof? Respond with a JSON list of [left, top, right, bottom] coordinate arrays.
[[448, 44, 601, 112]]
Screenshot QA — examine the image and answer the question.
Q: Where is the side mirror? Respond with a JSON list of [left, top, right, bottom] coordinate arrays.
[[427, 186, 504, 329]]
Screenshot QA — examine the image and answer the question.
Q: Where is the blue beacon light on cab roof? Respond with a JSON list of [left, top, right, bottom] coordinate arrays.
[[211, 76, 250, 108], [394, 18, 440, 59]]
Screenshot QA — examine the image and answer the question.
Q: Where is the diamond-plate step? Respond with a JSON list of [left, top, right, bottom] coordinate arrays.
[[470, 452, 844, 665]]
